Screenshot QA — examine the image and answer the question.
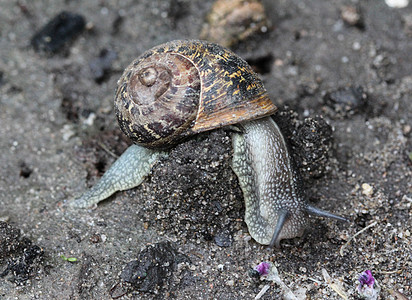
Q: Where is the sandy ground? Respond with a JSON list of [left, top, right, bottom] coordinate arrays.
[[0, 0, 411, 299]]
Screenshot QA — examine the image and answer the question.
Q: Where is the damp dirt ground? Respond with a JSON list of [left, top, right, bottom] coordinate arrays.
[[0, 0, 411, 299]]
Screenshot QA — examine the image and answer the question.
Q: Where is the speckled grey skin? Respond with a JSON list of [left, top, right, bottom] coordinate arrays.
[[232, 116, 308, 246], [70, 116, 347, 246], [70, 145, 167, 208]]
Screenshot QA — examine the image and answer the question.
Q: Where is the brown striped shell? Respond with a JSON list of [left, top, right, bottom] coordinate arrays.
[[115, 40, 277, 149]]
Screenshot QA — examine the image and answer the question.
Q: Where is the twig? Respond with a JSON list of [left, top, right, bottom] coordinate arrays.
[[255, 284, 271, 300], [340, 221, 378, 256], [322, 269, 348, 300], [376, 269, 402, 275], [97, 141, 119, 159], [389, 289, 409, 300], [267, 266, 298, 300]]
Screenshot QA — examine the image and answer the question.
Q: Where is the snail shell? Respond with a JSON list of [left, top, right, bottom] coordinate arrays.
[[114, 40, 277, 148]]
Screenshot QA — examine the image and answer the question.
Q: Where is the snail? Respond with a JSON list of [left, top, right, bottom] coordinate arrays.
[[70, 40, 348, 247]]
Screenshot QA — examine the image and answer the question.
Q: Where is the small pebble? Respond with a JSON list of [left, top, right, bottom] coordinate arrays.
[[61, 124, 75, 141], [341, 6, 360, 25], [31, 11, 86, 54], [200, 0, 268, 47], [341, 5, 364, 29], [385, 0, 409, 8], [89, 234, 101, 243], [0, 216, 10, 222], [402, 124, 411, 135], [362, 183, 374, 197], [352, 41, 361, 50], [226, 279, 234, 286], [82, 112, 96, 126], [323, 86, 368, 118]]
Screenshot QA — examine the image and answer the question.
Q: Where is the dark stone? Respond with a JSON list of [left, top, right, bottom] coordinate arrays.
[[112, 13, 124, 35], [323, 86, 368, 118], [0, 222, 44, 284], [248, 268, 260, 279], [31, 11, 86, 54], [120, 241, 188, 293], [19, 161, 33, 178]]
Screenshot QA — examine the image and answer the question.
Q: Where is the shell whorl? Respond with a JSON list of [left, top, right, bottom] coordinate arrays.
[[115, 40, 277, 148], [115, 52, 201, 148]]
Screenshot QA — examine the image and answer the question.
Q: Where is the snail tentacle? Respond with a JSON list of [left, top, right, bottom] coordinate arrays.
[[305, 205, 349, 222], [268, 209, 289, 248], [69, 145, 167, 208]]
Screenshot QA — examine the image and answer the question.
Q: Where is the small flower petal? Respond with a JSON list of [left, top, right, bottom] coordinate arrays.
[[359, 270, 375, 287], [357, 270, 380, 300], [254, 262, 271, 276]]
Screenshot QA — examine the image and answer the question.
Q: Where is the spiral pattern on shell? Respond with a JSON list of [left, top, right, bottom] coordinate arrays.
[[115, 52, 201, 148], [115, 40, 277, 148]]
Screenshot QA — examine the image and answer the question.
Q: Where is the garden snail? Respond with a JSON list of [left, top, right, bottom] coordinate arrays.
[[70, 40, 348, 247]]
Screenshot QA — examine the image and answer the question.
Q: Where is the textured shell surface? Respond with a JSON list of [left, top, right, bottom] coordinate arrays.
[[115, 40, 277, 148]]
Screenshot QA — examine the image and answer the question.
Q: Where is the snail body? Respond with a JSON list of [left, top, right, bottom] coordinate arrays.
[[232, 117, 308, 246], [71, 40, 347, 247], [114, 40, 276, 148]]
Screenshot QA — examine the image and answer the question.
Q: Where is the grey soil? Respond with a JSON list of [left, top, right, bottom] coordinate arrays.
[[0, 0, 411, 299]]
